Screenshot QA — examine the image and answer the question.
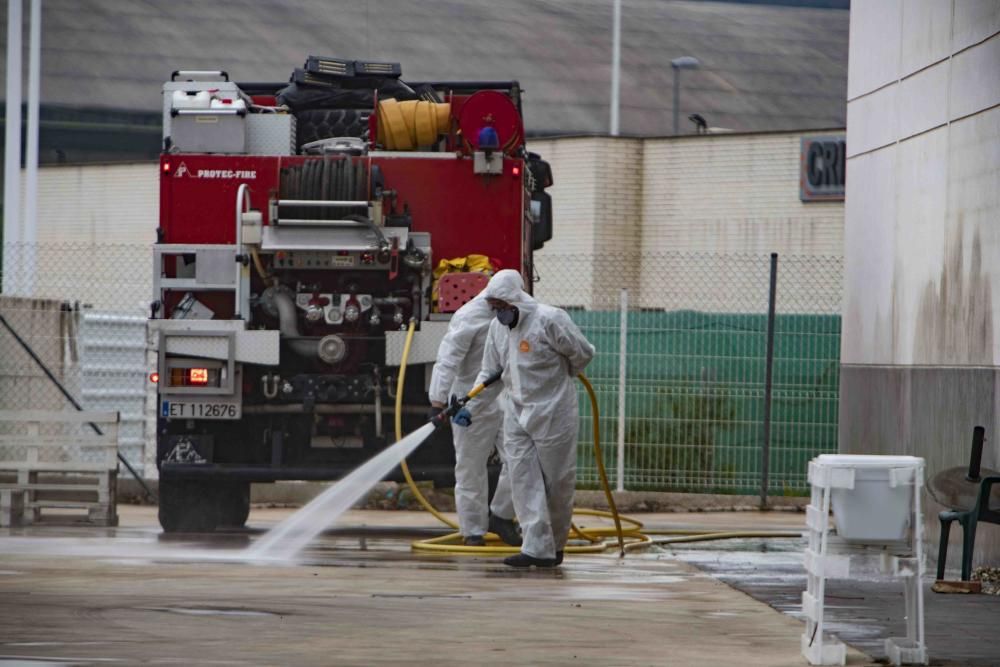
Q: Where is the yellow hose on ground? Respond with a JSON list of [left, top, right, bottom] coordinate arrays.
[[577, 373, 626, 557], [393, 318, 801, 557]]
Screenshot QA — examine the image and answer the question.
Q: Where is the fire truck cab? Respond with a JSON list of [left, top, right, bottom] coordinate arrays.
[[151, 57, 553, 532]]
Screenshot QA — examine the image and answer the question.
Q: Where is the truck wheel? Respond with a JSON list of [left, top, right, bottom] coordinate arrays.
[[218, 482, 251, 528], [158, 478, 220, 533]]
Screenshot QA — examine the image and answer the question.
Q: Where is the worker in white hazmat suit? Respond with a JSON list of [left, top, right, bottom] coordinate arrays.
[[475, 270, 595, 567], [429, 290, 521, 547]]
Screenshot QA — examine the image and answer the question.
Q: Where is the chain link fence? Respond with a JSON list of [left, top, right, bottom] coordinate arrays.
[[0, 243, 153, 475], [535, 251, 843, 497], [1, 243, 842, 497]]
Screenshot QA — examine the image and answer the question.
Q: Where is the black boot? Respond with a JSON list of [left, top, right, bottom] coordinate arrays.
[[554, 550, 564, 566], [489, 513, 523, 547], [464, 535, 486, 547], [504, 552, 557, 568]]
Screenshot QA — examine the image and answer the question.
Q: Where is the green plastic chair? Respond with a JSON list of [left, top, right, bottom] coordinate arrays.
[[936, 476, 1000, 581], [932, 426, 1000, 581], [935, 427, 1000, 581]]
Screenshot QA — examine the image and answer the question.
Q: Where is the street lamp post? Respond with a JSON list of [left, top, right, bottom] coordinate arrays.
[[610, 0, 621, 136], [671, 56, 700, 135]]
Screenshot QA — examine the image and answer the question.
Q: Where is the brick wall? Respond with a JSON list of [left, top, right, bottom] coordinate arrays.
[[530, 137, 644, 308], [531, 132, 844, 310]]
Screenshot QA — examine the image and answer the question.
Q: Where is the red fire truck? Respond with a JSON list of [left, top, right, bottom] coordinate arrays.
[[151, 57, 553, 532]]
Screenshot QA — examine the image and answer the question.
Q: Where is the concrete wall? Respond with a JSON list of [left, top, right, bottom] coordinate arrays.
[[529, 137, 644, 309], [841, 0, 1000, 567], [532, 132, 844, 311], [11, 163, 158, 312], [639, 133, 843, 256], [640, 132, 843, 312]]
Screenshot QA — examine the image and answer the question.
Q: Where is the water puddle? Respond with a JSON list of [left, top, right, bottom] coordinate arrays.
[[0, 656, 122, 664], [139, 606, 280, 618], [371, 593, 472, 599]]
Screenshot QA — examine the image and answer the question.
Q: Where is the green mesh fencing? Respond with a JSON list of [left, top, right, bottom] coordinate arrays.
[[536, 252, 842, 497]]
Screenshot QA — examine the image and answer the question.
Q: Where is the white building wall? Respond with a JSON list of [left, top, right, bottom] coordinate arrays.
[[842, 3, 1000, 366], [31, 163, 158, 245], [641, 133, 843, 256], [840, 0, 1000, 567], [20, 163, 158, 312], [531, 136, 644, 309], [639, 132, 843, 311], [530, 132, 843, 311], [529, 138, 597, 308]]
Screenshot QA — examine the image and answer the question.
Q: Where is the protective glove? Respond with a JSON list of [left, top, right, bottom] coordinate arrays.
[[452, 407, 472, 427]]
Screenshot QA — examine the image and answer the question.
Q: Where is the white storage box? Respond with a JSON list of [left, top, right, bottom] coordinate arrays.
[[816, 454, 922, 543]]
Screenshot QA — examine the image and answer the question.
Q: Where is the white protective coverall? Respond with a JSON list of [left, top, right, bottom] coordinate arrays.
[[476, 270, 596, 560], [428, 294, 515, 538]]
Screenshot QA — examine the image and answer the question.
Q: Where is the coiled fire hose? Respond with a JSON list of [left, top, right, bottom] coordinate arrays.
[[394, 320, 800, 557]]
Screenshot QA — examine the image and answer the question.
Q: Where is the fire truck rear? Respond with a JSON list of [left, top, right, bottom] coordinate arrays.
[[152, 57, 553, 532]]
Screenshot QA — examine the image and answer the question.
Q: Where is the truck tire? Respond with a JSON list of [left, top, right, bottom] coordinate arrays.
[[158, 478, 221, 533], [295, 109, 371, 149], [218, 482, 251, 528]]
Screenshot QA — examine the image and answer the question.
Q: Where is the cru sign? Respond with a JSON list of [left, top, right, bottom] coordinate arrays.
[[800, 136, 846, 202]]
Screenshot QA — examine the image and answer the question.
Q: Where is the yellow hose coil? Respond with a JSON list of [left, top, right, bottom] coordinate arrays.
[[394, 318, 801, 557], [378, 99, 451, 150]]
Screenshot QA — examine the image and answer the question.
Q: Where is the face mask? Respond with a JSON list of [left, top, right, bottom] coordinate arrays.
[[496, 306, 520, 328]]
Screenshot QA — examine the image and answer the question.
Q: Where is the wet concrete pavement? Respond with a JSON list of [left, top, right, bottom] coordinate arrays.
[[0, 506, 872, 667], [671, 536, 1000, 667]]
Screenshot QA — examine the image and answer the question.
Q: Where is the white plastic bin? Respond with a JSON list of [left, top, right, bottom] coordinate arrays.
[[817, 455, 922, 542]]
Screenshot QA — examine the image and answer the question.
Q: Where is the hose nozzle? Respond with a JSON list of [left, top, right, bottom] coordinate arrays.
[[431, 368, 503, 429]]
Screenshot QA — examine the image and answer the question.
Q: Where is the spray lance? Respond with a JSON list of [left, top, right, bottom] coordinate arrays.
[[430, 368, 504, 429]]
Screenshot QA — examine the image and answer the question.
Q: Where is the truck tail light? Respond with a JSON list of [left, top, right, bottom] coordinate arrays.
[[189, 368, 209, 385], [149, 372, 159, 384]]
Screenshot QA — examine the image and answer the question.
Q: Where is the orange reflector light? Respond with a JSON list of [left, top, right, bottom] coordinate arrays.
[[149, 372, 159, 384], [189, 368, 209, 385]]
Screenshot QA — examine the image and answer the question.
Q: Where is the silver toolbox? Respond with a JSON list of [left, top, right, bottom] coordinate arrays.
[[171, 109, 246, 153], [246, 114, 296, 155]]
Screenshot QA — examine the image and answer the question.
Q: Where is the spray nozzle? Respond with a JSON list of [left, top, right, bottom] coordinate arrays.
[[431, 368, 503, 429]]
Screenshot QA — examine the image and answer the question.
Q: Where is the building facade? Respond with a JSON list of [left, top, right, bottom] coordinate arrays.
[[840, 0, 1000, 564]]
